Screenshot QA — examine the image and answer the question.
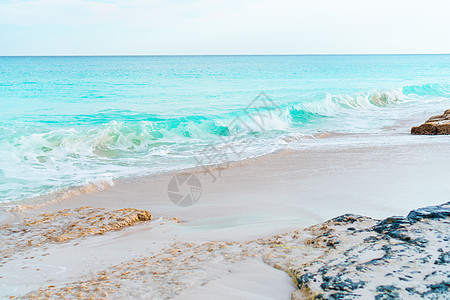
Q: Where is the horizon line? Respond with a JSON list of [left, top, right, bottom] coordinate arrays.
[[1, 53, 450, 57]]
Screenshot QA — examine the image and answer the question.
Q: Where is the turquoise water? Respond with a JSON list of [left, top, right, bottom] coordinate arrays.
[[1, 55, 450, 203]]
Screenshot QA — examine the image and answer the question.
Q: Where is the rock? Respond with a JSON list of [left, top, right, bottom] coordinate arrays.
[[407, 201, 450, 222], [372, 216, 421, 245], [435, 251, 450, 265], [331, 214, 365, 224], [320, 277, 366, 292], [411, 109, 450, 135], [0, 207, 153, 261], [17, 202, 450, 300], [291, 202, 450, 299], [423, 282, 450, 297], [375, 285, 400, 300]]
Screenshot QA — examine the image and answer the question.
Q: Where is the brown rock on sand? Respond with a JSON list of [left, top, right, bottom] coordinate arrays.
[[411, 109, 450, 135]]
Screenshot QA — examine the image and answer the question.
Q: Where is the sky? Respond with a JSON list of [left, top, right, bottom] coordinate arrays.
[[0, 0, 449, 56]]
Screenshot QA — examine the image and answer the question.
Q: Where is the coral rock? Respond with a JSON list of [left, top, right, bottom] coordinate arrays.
[[411, 110, 450, 135]]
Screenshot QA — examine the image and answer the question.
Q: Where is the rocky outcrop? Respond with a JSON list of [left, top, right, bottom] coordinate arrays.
[[411, 109, 450, 135], [16, 203, 450, 299], [0, 206, 152, 262], [292, 202, 450, 299]]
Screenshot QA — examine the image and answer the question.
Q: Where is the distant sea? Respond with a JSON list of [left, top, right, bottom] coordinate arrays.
[[1, 55, 449, 203]]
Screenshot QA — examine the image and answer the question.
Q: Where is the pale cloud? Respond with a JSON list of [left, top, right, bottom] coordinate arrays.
[[0, 0, 120, 25], [0, 0, 449, 55]]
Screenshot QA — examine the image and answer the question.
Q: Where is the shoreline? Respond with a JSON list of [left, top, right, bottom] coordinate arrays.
[[1, 122, 445, 219], [2, 133, 450, 228], [1, 128, 450, 298], [0, 103, 441, 216]]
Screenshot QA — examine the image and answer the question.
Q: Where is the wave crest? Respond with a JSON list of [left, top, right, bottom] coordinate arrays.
[[2, 83, 449, 203]]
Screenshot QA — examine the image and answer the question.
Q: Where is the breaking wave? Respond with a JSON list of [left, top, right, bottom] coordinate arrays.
[[1, 84, 449, 203]]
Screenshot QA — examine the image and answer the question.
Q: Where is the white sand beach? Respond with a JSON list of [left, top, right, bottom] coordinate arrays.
[[1, 132, 450, 298]]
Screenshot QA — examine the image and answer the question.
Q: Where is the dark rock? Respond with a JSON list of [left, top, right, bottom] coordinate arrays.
[[290, 202, 450, 299], [296, 272, 316, 286], [326, 237, 341, 247], [372, 217, 419, 244], [423, 281, 450, 297], [331, 214, 365, 224], [373, 216, 410, 233], [363, 236, 381, 243], [376, 285, 401, 299], [328, 292, 359, 299], [321, 276, 366, 292], [411, 110, 450, 135], [371, 202, 450, 245], [435, 251, 450, 265], [407, 202, 450, 222], [376, 285, 399, 293], [375, 292, 400, 300]]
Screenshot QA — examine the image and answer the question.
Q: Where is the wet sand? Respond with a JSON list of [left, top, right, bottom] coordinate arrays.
[[13, 136, 450, 236], [1, 135, 450, 298]]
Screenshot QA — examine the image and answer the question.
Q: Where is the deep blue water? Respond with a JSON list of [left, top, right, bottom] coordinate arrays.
[[1, 55, 450, 202]]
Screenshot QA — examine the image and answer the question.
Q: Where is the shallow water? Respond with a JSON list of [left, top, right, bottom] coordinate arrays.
[[1, 55, 449, 203]]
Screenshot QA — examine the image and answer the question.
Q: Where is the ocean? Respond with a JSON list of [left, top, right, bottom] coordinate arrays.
[[1, 55, 449, 203]]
